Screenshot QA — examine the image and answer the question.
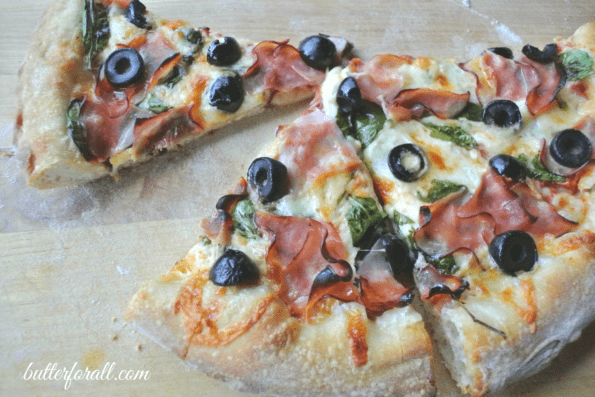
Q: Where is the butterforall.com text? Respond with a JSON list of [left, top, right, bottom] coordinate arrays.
[[23, 362, 150, 390]]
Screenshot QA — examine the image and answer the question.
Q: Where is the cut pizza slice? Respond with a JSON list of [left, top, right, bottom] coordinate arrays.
[[126, 108, 436, 397], [317, 21, 595, 396], [15, 0, 352, 189]]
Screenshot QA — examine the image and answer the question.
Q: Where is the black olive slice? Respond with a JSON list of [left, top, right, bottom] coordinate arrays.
[[247, 157, 289, 203], [104, 48, 145, 89], [489, 230, 537, 275], [482, 100, 522, 127], [125, 0, 151, 29], [420, 207, 432, 224], [207, 37, 242, 66], [522, 43, 558, 63], [215, 194, 246, 213], [388, 143, 428, 182], [186, 29, 202, 45], [312, 264, 353, 290], [209, 249, 260, 286], [208, 74, 245, 113], [336, 77, 362, 114], [489, 154, 526, 182], [381, 234, 417, 275], [298, 35, 337, 71], [488, 47, 513, 59], [549, 128, 593, 168]]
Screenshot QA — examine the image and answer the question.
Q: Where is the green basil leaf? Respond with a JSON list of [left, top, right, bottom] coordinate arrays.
[[162, 66, 184, 88], [66, 99, 92, 160], [406, 228, 419, 251], [141, 94, 171, 114], [394, 210, 414, 226], [516, 154, 566, 182], [83, 0, 110, 69], [335, 110, 352, 137], [353, 101, 386, 147], [232, 199, 258, 238], [186, 29, 202, 45], [417, 179, 466, 203], [335, 100, 386, 148], [430, 256, 458, 274], [423, 122, 478, 150], [346, 195, 386, 246], [457, 102, 484, 122], [560, 49, 595, 81]]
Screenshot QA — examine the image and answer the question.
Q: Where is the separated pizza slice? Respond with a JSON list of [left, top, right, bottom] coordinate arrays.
[[15, 0, 352, 189], [126, 108, 436, 397], [316, 21, 595, 396]]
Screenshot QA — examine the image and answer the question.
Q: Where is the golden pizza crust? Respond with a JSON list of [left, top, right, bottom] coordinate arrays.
[[15, 0, 110, 188], [421, 230, 595, 397], [15, 0, 324, 189], [127, 238, 436, 397]]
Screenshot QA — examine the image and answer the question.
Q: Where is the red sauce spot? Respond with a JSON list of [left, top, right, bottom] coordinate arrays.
[[16, 111, 23, 128], [570, 81, 589, 99], [27, 153, 36, 174], [347, 312, 368, 367], [428, 150, 447, 170]]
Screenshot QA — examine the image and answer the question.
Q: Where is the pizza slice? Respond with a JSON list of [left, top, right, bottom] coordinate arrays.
[[316, 22, 595, 396], [15, 0, 351, 189], [126, 108, 435, 396]]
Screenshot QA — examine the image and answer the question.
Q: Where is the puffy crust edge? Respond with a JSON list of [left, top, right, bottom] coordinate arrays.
[[15, 0, 109, 189], [126, 243, 436, 397], [426, 231, 595, 397]]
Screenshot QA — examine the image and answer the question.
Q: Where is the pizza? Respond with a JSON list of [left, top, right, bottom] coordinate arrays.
[[17, 0, 595, 395], [125, 20, 595, 397], [126, 107, 435, 396], [315, 22, 595, 396], [14, 0, 351, 189]]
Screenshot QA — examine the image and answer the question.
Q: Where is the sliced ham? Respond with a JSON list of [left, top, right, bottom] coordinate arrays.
[[463, 51, 541, 105], [244, 40, 325, 96], [356, 238, 413, 318], [276, 109, 362, 190], [463, 50, 564, 115], [348, 54, 412, 105], [255, 212, 358, 320], [414, 170, 577, 258], [387, 89, 470, 121]]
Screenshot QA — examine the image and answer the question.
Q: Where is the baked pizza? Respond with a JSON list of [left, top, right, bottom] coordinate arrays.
[[126, 108, 435, 397], [317, 21, 595, 396], [126, 20, 595, 397], [14, 0, 351, 189], [13, 0, 591, 394]]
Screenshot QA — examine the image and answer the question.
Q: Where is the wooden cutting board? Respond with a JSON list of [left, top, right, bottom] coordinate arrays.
[[2, 0, 595, 396]]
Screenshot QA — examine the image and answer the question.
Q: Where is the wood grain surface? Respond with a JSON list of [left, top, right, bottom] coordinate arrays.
[[1, 0, 595, 396]]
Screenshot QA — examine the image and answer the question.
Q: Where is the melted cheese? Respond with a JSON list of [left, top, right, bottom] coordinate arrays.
[[364, 119, 488, 222]]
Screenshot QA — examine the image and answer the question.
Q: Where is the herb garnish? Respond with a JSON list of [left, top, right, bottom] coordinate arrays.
[[83, 0, 110, 69], [560, 49, 595, 81], [394, 210, 414, 226], [336, 100, 386, 148], [430, 256, 458, 274], [232, 199, 258, 239], [346, 195, 386, 246], [516, 154, 566, 182], [457, 102, 484, 122], [140, 94, 172, 114], [417, 179, 466, 203], [423, 122, 478, 150], [66, 99, 92, 160]]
